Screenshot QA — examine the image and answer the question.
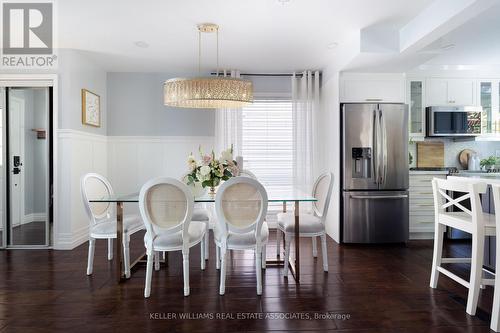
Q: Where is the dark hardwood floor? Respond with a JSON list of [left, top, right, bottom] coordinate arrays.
[[0, 221, 49, 246], [0, 231, 495, 332]]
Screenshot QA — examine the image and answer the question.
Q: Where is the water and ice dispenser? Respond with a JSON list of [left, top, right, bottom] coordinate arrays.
[[351, 147, 372, 178]]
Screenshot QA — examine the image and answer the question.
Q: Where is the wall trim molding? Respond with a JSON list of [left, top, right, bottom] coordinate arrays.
[[57, 129, 108, 142], [107, 135, 214, 144], [22, 213, 48, 225], [55, 225, 88, 250]]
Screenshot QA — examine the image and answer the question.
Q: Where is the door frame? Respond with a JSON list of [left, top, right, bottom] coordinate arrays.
[[0, 74, 58, 249]]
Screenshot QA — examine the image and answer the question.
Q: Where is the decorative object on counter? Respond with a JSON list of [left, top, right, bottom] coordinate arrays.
[[417, 141, 444, 168], [480, 156, 500, 171], [185, 145, 239, 195], [81, 89, 100, 127], [458, 149, 476, 169], [468, 153, 481, 171]]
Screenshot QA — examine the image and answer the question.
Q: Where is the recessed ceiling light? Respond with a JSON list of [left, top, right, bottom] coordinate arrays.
[[134, 41, 149, 48], [327, 42, 338, 49], [277, 0, 291, 6]]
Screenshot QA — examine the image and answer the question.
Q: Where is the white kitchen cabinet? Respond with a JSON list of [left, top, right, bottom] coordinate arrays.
[[409, 172, 447, 238], [477, 79, 500, 135], [407, 79, 425, 140], [426, 78, 475, 106], [340, 73, 405, 103]]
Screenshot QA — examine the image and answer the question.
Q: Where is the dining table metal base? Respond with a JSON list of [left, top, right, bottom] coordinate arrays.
[[114, 199, 304, 283]]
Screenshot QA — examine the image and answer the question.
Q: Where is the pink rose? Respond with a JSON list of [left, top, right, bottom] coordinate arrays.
[[202, 154, 212, 165]]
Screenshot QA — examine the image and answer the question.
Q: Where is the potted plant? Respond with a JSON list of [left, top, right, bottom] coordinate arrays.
[[480, 155, 499, 171]]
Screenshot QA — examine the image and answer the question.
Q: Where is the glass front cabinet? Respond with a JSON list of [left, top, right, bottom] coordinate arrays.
[[407, 79, 425, 140], [478, 80, 500, 135]]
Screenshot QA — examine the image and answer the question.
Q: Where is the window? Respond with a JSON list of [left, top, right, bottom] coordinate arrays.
[[241, 97, 293, 191]]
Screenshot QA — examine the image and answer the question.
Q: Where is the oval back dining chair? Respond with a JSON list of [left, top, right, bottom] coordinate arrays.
[[276, 172, 333, 275], [181, 173, 211, 260], [81, 173, 143, 278], [214, 176, 269, 295], [430, 177, 495, 316], [139, 177, 206, 297]]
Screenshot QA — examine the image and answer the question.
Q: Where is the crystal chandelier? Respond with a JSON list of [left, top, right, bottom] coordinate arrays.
[[164, 23, 253, 109]]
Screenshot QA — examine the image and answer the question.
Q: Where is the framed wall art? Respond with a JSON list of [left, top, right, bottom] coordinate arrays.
[[81, 89, 100, 127]]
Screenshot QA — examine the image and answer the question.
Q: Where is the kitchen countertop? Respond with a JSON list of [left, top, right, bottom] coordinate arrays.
[[410, 170, 449, 175], [448, 174, 500, 185], [456, 171, 500, 177]]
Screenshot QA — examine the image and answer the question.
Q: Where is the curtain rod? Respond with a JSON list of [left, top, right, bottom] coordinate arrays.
[[210, 72, 321, 77]]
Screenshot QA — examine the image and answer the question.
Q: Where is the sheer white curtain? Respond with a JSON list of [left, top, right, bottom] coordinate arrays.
[[292, 70, 320, 194], [214, 70, 243, 156]]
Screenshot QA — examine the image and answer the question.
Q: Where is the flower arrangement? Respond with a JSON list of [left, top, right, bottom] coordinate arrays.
[[185, 146, 239, 194]]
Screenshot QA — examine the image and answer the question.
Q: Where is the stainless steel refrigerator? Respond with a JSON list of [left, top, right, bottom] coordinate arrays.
[[341, 103, 409, 243]]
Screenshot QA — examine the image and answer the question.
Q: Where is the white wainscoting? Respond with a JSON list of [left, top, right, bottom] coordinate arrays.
[[54, 129, 108, 250], [54, 132, 214, 249], [108, 136, 215, 193]]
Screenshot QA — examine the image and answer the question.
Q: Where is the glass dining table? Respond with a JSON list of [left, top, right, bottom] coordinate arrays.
[[89, 187, 317, 284]]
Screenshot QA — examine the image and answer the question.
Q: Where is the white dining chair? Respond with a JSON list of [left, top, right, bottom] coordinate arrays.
[[181, 173, 211, 260], [276, 172, 333, 275], [139, 177, 206, 297], [81, 173, 144, 278], [490, 184, 500, 332], [214, 176, 269, 295], [430, 177, 496, 316]]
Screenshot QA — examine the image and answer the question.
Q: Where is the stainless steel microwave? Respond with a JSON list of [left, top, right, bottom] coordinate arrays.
[[426, 106, 483, 137]]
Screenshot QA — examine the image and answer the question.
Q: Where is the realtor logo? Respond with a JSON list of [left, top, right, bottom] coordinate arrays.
[[1, 1, 56, 68]]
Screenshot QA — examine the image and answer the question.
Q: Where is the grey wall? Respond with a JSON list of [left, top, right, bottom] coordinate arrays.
[[1, 49, 108, 134], [106, 73, 292, 136], [58, 50, 108, 135], [107, 72, 215, 136]]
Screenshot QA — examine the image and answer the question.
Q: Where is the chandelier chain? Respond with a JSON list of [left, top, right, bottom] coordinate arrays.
[[198, 30, 201, 74], [216, 29, 219, 77]]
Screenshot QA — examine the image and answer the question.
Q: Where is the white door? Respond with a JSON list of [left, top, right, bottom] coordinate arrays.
[[8, 94, 25, 230]]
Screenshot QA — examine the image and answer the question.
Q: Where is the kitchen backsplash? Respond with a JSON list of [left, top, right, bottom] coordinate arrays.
[[409, 139, 500, 169]]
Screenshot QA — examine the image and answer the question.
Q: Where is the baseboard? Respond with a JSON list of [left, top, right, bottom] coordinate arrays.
[[22, 213, 47, 225], [53, 225, 88, 250], [410, 232, 434, 240]]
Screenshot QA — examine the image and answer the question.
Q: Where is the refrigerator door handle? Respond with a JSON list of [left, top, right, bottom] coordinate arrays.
[[350, 194, 408, 199], [372, 109, 379, 185], [379, 109, 388, 186]]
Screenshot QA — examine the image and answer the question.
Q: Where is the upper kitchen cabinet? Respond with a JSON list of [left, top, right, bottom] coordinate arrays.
[[407, 79, 425, 139], [426, 78, 475, 106], [477, 79, 500, 135], [340, 73, 405, 103]]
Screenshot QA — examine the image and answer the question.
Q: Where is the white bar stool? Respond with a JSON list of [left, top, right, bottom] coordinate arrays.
[[490, 184, 500, 332], [430, 177, 496, 316]]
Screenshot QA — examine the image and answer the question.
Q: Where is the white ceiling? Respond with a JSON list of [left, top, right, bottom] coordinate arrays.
[[420, 2, 500, 68], [58, 0, 434, 72]]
